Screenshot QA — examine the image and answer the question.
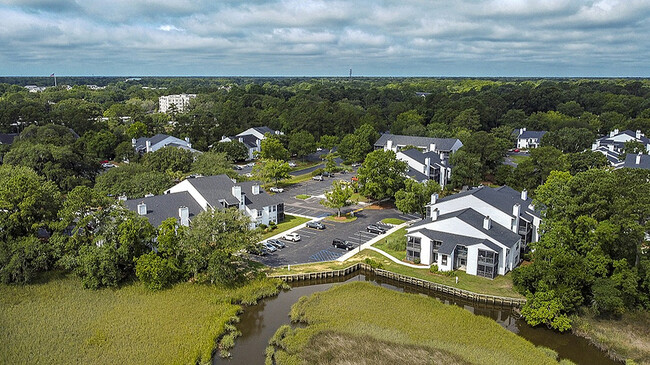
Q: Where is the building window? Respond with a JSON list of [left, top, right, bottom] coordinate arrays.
[[441, 255, 447, 266], [407, 236, 421, 250], [257, 210, 262, 217], [433, 253, 438, 262]]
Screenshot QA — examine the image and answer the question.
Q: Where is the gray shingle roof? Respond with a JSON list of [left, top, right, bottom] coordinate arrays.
[[597, 130, 650, 146], [400, 148, 444, 165], [414, 230, 501, 254], [620, 154, 650, 170], [375, 134, 460, 152], [252, 126, 276, 135], [0, 133, 17, 145], [436, 185, 540, 220], [186, 175, 282, 210], [410, 208, 520, 249], [518, 130, 547, 140], [124, 191, 202, 227]]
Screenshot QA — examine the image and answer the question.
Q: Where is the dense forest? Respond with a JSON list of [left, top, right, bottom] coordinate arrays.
[[1, 77, 649, 332]]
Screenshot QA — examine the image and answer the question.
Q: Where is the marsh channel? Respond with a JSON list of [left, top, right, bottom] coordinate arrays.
[[214, 272, 619, 365]]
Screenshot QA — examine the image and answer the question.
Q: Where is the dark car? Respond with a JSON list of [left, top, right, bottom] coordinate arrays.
[[332, 238, 354, 250], [366, 224, 387, 234], [249, 245, 267, 256], [322, 171, 334, 177], [306, 221, 325, 230]]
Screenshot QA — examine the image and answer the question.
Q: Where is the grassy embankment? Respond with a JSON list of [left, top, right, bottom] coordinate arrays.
[[266, 282, 567, 365], [509, 154, 530, 165], [0, 272, 282, 365], [324, 213, 357, 223], [269, 249, 522, 298], [573, 311, 650, 364], [295, 194, 310, 200], [260, 214, 311, 241], [373, 226, 408, 260], [381, 217, 406, 225]]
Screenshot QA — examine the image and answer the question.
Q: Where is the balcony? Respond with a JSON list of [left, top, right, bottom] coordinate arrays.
[[478, 256, 497, 265]]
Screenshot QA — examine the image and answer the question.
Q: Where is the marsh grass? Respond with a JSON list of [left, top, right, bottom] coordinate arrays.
[[267, 282, 559, 365], [0, 273, 281, 365], [573, 310, 650, 364]]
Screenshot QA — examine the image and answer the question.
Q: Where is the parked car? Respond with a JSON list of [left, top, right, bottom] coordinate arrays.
[[249, 245, 267, 256], [233, 165, 243, 170], [263, 242, 277, 252], [306, 221, 325, 230], [513, 148, 520, 152], [312, 175, 324, 181], [269, 187, 284, 193], [283, 232, 301, 242], [288, 162, 297, 167], [322, 171, 334, 177], [351, 163, 361, 167], [366, 224, 387, 234], [244, 173, 253, 177], [332, 238, 354, 250], [351, 176, 359, 182], [267, 239, 286, 249]]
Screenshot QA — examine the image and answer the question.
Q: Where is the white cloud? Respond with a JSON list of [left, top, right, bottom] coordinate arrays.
[[0, 0, 648, 76]]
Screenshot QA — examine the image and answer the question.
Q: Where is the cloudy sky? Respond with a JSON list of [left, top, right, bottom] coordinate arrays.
[[0, 0, 648, 77]]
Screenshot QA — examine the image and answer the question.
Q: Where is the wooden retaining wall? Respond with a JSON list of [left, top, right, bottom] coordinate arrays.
[[270, 263, 526, 307]]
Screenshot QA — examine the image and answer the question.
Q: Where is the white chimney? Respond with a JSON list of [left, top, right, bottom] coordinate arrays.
[[145, 140, 152, 153], [232, 185, 242, 202], [483, 216, 492, 230], [131, 138, 137, 147], [144, 193, 154, 197], [238, 137, 243, 143], [430, 193, 438, 205], [184, 137, 190, 143], [386, 139, 393, 151], [608, 144, 614, 152], [512, 203, 521, 233], [256, 138, 261, 147], [636, 154, 642, 165], [118, 195, 127, 201], [252, 184, 260, 195], [424, 157, 431, 176], [137, 203, 147, 215], [179, 206, 189, 227], [431, 208, 439, 221], [521, 189, 528, 201], [429, 143, 436, 152], [636, 130, 642, 139]]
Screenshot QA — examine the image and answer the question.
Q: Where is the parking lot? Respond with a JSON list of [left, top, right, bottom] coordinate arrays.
[[255, 207, 420, 267]]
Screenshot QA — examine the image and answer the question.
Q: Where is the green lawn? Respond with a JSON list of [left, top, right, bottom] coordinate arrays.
[[372, 227, 407, 260], [509, 155, 530, 165], [260, 214, 311, 240], [269, 250, 523, 298], [295, 194, 310, 200], [381, 217, 406, 225], [267, 282, 560, 365], [278, 172, 314, 187], [0, 273, 281, 365]]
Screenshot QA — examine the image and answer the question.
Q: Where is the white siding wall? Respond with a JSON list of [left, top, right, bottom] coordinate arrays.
[[165, 180, 210, 210], [466, 246, 479, 275]]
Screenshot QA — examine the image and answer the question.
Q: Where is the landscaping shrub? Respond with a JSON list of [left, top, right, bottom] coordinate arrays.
[[364, 258, 384, 269], [429, 264, 438, 273]]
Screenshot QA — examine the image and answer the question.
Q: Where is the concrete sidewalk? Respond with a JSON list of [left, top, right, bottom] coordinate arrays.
[[336, 218, 428, 271]]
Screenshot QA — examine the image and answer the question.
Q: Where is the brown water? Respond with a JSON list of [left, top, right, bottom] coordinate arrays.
[[215, 273, 620, 365]]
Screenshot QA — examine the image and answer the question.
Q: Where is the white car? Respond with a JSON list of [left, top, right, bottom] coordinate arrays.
[[312, 175, 323, 181], [283, 232, 301, 242], [288, 162, 297, 167], [270, 187, 284, 193]]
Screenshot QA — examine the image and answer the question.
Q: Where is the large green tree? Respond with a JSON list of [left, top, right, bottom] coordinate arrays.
[[288, 130, 317, 159], [253, 159, 291, 185], [395, 180, 442, 217], [180, 208, 259, 284], [448, 150, 482, 188], [94, 163, 173, 198], [259, 136, 290, 161], [357, 150, 407, 200], [320, 180, 354, 217], [211, 140, 249, 162]]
